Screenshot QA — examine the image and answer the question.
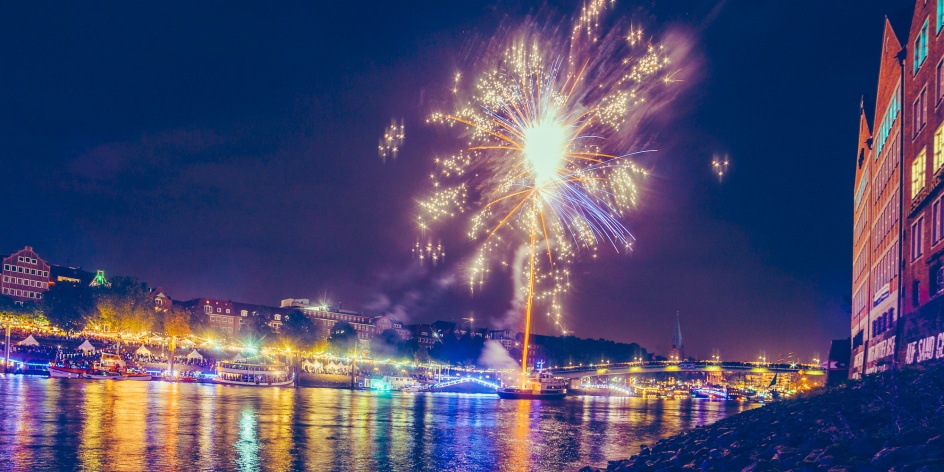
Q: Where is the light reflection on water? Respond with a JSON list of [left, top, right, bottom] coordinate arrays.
[[0, 375, 756, 471]]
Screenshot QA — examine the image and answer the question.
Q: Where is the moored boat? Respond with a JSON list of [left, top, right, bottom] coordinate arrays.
[[214, 359, 294, 387], [47, 366, 86, 379], [497, 371, 567, 400]]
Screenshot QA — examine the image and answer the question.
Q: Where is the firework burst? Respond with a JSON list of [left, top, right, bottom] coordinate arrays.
[[416, 1, 687, 374], [379, 119, 405, 162]]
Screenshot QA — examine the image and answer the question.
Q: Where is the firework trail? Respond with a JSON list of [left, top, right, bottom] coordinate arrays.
[[416, 0, 691, 373]]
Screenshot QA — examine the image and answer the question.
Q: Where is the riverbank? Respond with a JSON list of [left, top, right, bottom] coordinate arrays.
[[582, 362, 944, 471]]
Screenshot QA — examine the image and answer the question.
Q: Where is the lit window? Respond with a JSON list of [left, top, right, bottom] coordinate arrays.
[[913, 148, 927, 198], [225, 309, 230, 313], [241, 310, 248, 317], [913, 217, 926, 260], [915, 18, 930, 74], [936, 124, 944, 172], [274, 314, 281, 321]]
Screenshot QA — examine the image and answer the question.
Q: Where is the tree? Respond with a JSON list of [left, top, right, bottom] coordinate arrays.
[[162, 306, 192, 338], [279, 310, 321, 351], [42, 282, 94, 330], [328, 321, 359, 354], [370, 328, 403, 360], [0, 297, 42, 323], [90, 276, 155, 334], [241, 312, 275, 348]]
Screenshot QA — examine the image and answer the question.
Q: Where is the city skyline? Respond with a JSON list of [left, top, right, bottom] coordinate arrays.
[[0, 1, 899, 360]]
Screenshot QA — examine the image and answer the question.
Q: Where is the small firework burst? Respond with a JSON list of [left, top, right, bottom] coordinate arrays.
[[378, 119, 405, 162]]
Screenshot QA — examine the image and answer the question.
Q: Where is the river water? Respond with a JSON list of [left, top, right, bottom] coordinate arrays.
[[0, 375, 757, 471]]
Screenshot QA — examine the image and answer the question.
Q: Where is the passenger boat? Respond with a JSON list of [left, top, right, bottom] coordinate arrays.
[[497, 371, 567, 400], [214, 359, 294, 387]]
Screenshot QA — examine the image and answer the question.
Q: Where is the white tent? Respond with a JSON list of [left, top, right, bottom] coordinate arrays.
[[77, 340, 96, 353], [231, 353, 245, 362], [301, 360, 315, 372], [17, 335, 39, 346], [186, 349, 204, 360], [135, 345, 153, 356]]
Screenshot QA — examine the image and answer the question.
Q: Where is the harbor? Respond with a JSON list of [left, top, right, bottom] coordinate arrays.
[[0, 374, 757, 471]]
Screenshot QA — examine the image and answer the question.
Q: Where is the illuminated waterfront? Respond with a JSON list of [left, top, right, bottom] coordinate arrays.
[[0, 376, 756, 471]]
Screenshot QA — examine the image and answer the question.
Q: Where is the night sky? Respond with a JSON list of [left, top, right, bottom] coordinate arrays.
[[0, 1, 904, 361]]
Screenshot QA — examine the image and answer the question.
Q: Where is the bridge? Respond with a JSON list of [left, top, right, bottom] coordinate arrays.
[[547, 361, 825, 379], [429, 376, 501, 391]]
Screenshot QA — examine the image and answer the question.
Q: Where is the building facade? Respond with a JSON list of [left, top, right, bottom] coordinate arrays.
[[902, 0, 944, 369], [185, 298, 241, 338], [854, 1, 944, 377], [852, 18, 905, 378], [1, 246, 51, 302]]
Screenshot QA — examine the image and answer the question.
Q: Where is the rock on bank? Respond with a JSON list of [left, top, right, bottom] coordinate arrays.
[[582, 362, 944, 471]]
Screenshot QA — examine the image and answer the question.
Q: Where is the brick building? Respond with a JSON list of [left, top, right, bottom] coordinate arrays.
[[1, 246, 51, 302], [901, 0, 944, 369], [855, 1, 944, 376], [182, 298, 241, 338], [851, 17, 905, 378]]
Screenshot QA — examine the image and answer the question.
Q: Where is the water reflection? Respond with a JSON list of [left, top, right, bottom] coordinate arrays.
[[0, 376, 756, 471]]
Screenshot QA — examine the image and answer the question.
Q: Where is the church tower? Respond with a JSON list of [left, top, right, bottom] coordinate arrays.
[[669, 311, 685, 361]]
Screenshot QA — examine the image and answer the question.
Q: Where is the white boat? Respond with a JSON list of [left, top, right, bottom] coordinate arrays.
[[214, 359, 294, 387], [497, 371, 567, 400]]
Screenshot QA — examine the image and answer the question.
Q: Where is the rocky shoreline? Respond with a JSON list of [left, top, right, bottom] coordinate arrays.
[[581, 362, 944, 471]]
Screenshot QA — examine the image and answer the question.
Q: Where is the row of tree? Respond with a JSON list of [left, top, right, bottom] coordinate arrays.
[[0, 277, 652, 365], [0, 277, 365, 355]]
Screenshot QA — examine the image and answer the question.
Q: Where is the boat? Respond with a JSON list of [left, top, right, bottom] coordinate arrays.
[[497, 371, 567, 400], [49, 351, 152, 381], [120, 371, 152, 381], [214, 359, 294, 387], [47, 366, 86, 379]]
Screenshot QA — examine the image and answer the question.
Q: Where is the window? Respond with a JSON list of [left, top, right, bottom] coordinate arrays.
[[216, 308, 221, 313], [241, 310, 248, 317], [935, 198, 944, 244], [17, 257, 23, 262], [225, 309, 230, 314], [913, 148, 928, 198], [2, 264, 7, 271], [274, 314, 281, 321], [913, 217, 926, 260], [204, 305, 212, 314], [939, 0, 944, 33], [915, 87, 928, 135], [916, 18, 930, 74]]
